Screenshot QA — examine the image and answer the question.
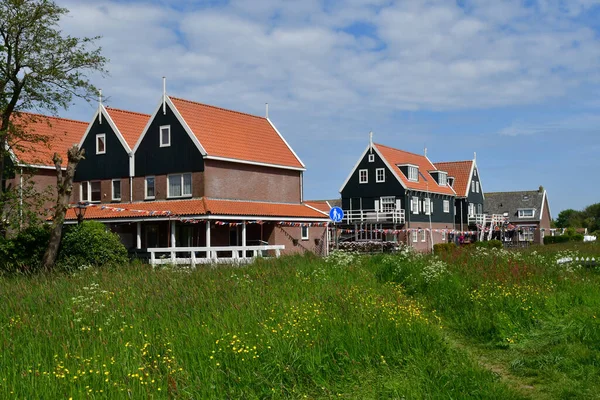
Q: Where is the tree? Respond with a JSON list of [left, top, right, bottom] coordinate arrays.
[[555, 209, 584, 229], [0, 0, 106, 225]]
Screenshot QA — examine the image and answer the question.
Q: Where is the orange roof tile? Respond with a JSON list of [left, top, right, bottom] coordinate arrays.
[[10, 112, 88, 167], [374, 143, 456, 195], [105, 107, 151, 149], [65, 198, 327, 221], [169, 97, 304, 169], [434, 160, 473, 198]]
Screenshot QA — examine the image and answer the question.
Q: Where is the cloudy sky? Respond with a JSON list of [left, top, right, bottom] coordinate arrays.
[[55, 0, 600, 217]]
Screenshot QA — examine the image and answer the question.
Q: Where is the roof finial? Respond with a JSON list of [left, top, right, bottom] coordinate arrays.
[[162, 76, 166, 115], [424, 146, 428, 157], [369, 131, 373, 153], [98, 89, 102, 124], [474, 151, 477, 161], [265, 103, 269, 119]]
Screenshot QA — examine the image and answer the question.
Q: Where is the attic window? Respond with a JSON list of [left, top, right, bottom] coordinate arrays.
[[408, 166, 418, 182], [518, 209, 535, 218], [448, 177, 454, 187], [368, 153, 375, 162], [96, 134, 106, 155], [160, 125, 171, 147], [439, 172, 447, 186]]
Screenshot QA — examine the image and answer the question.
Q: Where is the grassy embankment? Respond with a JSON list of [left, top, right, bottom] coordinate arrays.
[[1, 242, 599, 398]]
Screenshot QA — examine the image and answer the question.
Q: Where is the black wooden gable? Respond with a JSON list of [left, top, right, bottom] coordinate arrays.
[[134, 103, 204, 177], [75, 113, 130, 181]]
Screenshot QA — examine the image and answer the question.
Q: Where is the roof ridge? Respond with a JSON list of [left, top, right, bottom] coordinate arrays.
[[374, 142, 432, 160], [16, 111, 88, 126], [105, 107, 151, 117], [434, 160, 473, 165], [170, 96, 265, 120], [485, 190, 540, 194]]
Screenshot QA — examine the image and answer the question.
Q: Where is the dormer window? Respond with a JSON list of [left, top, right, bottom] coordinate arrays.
[[160, 125, 171, 147], [408, 166, 418, 181], [448, 177, 454, 187], [368, 153, 375, 162], [518, 209, 535, 218], [439, 172, 447, 186], [96, 134, 106, 155]]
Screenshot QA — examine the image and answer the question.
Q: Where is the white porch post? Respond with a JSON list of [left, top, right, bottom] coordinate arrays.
[[206, 220, 211, 259], [241, 222, 247, 258], [170, 220, 176, 248], [136, 222, 142, 249]]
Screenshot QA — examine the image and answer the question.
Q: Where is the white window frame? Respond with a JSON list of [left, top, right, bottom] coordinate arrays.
[[519, 227, 534, 242], [96, 134, 106, 155], [111, 179, 121, 201], [518, 209, 535, 218], [375, 168, 385, 183], [424, 198, 431, 215], [368, 154, 375, 163], [439, 172, 447, 186], [408, 166, 418, 182], [412, 230, 418, 243], [476, 181, 480, 193], [468, 203, 475, 217], [159, 125, 171, 147], [474, 168, 477, 177], [471, 181, 476, 193], [421, 229, 426, 242], [359, 169, 368, 184], [145, 176, 156, 200], [301, 226, 309, 240], [167, 173, 192, 198], [477, 203, 483, 215], [443, 199, 450, 213], [80, 181, 101, 203], [380, 196, 395, 212], [411, 196, 420, 214]]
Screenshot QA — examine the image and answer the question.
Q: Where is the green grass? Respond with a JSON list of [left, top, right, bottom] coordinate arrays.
[[1, 242, 599, 398]]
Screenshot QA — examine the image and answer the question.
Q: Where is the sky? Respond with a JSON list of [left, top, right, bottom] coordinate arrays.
[[53, 0, 600, 218]]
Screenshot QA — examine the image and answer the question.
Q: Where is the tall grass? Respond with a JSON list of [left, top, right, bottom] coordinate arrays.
[[0, 254, 521, 399]]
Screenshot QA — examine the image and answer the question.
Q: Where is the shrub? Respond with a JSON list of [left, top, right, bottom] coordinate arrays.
[[473, 240, 502, 249], [570, 233, 584, 242], [433, 242, 457, 254], [0, 225, 50, 274], [544, 234, 583, 245], [337, 241, 396, 253], [58, 221, 128, 268]]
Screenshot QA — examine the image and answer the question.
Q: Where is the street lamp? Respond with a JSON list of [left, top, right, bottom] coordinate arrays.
[[74, 202, 88, 224]]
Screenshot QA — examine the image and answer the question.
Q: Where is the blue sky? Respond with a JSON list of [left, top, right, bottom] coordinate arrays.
[[55, 0, 600, 218]]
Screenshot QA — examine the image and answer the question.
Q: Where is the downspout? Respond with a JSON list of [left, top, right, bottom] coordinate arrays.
[[19, 167, 23, 229], [129, 153, 134, 203], [406, 190, 411, 245], [460, 200, 464, 232], [300, 171, 303, 203]]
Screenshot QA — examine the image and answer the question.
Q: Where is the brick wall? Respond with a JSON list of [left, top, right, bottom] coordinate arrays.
[[132, 172, 204, 202]]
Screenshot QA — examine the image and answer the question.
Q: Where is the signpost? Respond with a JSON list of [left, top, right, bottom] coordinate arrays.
[[329, 207, 344, 250]]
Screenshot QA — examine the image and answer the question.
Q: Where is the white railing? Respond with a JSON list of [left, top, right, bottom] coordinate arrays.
[[343, 209, 405, 224], [468, 214, 506, 225], [468, 214, 486, 225], [148, 245, 285, 267]]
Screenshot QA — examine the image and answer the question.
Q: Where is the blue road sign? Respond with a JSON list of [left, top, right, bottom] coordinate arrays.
[[329, 207, 344, 223]]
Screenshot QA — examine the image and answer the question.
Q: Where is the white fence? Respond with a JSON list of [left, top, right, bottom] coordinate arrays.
[[148, 245, 285, 267], [344, 209, 405, 224]]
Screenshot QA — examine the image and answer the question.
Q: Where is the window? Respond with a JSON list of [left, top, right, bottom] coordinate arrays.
[[159, 125, 171, 147], [476, 181, 480, 193], [408, 166, 418, 181], [439, 172, 447, 186], [112, 179, 121, 201], [477, 203, 483, 214], [145, 176, 155, 199], [421, 229, 426, 242], [413, 230, 418, 242], [368, 153, 375, 162], [359, 169, 368, 184], [301, 226, 309, 240], [443, 199, 450, 213], [468, 203, 475, 217], [448, 177, 454, 187], [519, 227, 534, 242], [168, 173, 192, 198], [474, 168, 477, 177], [80, 181, 101, 202], [424, 198, 431, 215], [96, 134, 106, 155], [411, 196, 420, 214], [471, 181, 475, 193], [380, 196, 395, 212], [518, 209, 535, 218], [376, 168, 385, 183]]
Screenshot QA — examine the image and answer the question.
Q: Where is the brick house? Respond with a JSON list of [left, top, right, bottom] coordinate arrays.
[[67, 94, 329, 260], [339, 136, 457, 251]]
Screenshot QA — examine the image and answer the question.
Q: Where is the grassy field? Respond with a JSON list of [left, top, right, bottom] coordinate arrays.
[[1, 242, 599, 399]]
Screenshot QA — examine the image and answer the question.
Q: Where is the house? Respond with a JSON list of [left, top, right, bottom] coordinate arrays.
[[484, 187, 552, 244], [434, 155, 484, 231], [339, 136, 457, 251], [67, 93, 329, 261], [2, 112, 88, 227]]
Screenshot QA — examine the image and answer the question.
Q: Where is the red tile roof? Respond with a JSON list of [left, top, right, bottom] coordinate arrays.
[[65, 198, 327, 221], [434, 160, 473, 198], [10, 112, 88, 167], [105, 107, 151, 149], [304, 201, 332, 214], [169, 97, 304, 169], [374, 143, 456, 195]]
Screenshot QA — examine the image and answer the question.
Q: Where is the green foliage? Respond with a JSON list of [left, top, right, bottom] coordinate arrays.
[[544, 229, 585, 245], [433, 242, 457, 254], [58, 221, 128, 268], [0, 225, 50, 274], [473, 240, 503, 249], [544, 235, 569, 245]]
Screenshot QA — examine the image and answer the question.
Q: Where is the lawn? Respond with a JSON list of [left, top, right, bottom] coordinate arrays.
[[1, 242, 599, 399]]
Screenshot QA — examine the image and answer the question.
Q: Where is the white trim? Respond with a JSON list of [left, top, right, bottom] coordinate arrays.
[[375, 168, 385, 183], [78, 106, 132, 153], [16, 163, 66, 170], [205, 155, 306, 171], [359, 169, 368, 184], [96, 133, 106, 155], [159, 125, 171, 147], [111, 179, 122, 201], [464, 160, 476, 198], [304, 203, 329, 216], [368, 154, 375, 163], [65, 215, 330, 224], [167, 173, 192, 198], [145, 176, 156, 200], [266, 117, 306, 168], [407, 166, 419, 182], [518, 208, 536, 218], [301, 226, 309, 240], [421, 229, 426, 242], [539, 190, 550, 221], [80, 180, 101, 203], [397, 163, 419, 168], [443, 199, 450, 213]]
